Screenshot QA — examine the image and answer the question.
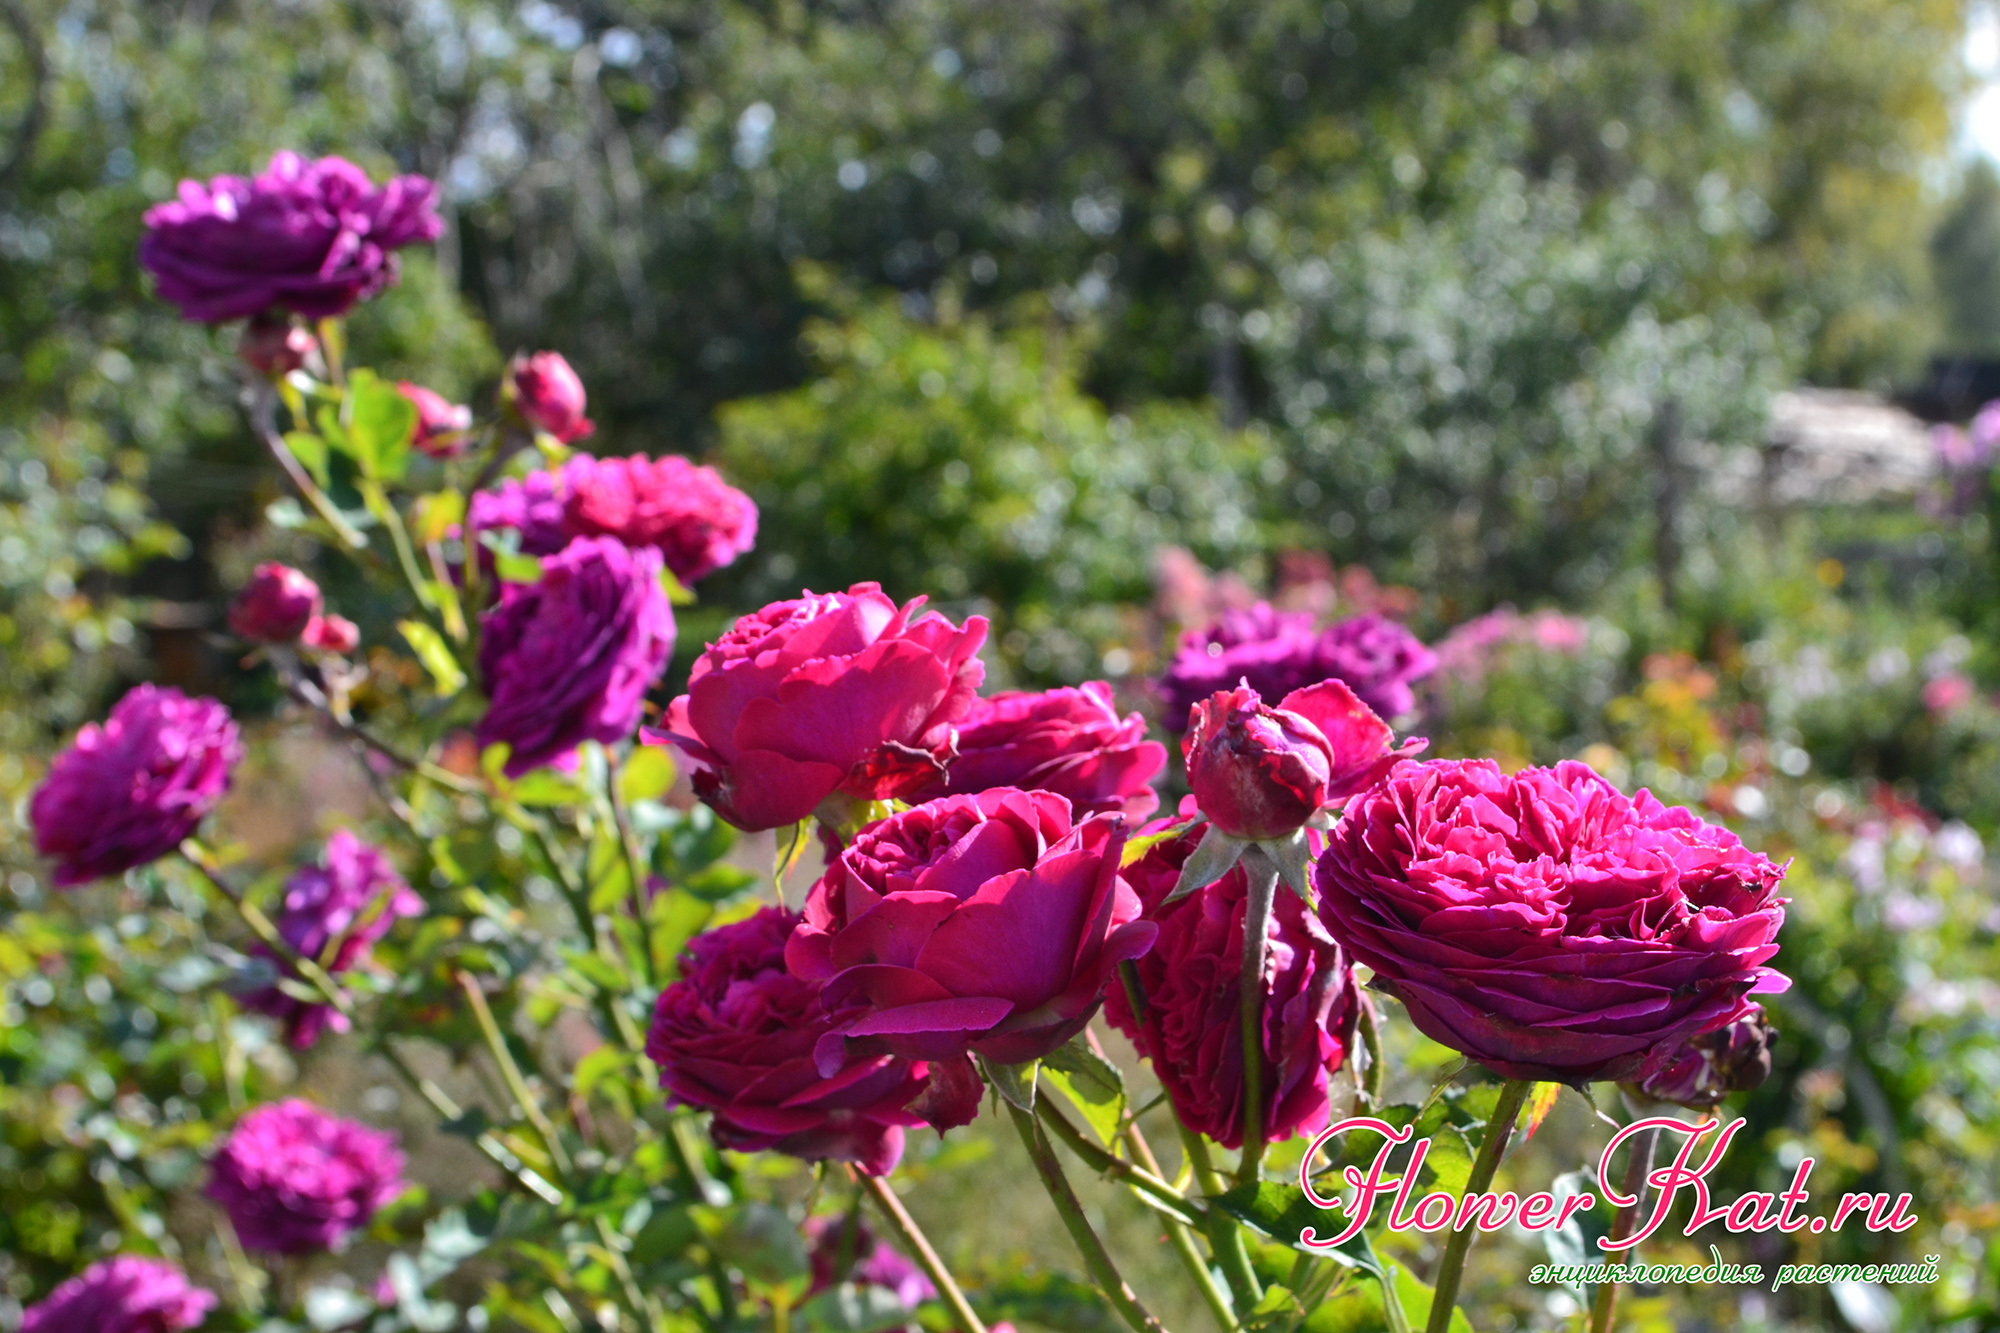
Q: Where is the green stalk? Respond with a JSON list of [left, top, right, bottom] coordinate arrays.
[[1423, 1079, 1534, 1333], [1235, 852, 1279, 1189], [857, 1171, 988, 1333], [1005, 1100, 1170, 1333], [1588, 1125, 1659, 1333], [1035, 1097, 1204, 1224], [455, 970, 572, 1178], [1116, 1116, 1240, 1331]]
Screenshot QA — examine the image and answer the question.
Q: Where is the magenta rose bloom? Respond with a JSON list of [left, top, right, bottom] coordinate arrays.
[[1105, 805, 1359, 1148], [207, 1099, 407, 1253], [1184, 680, 1424, 842], [563, 453, 759, 583], [20, 1257, 217, 1333], [477, 536, 675, 776], [805, 1214, 937, 1309], [467, 467, 570, 557], [1159, 604, 1437, 723], [140, 151, 441, 323], [240, 830, 423, 1049], [507, 351, 593, 442], [788, 789, 1156, 1066], [652, 584, 987, 832], [913, 682, 1167, 819], [31, 685, 243, 887], [1629, 1005, 1775, 1109], [646, 907, 980, 1177], [1316, 759, 1790, 1084], [228, 561, 323, 642], [399, 382, 473, 458]]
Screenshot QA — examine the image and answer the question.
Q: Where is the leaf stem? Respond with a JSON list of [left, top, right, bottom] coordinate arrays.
[[1116, 1119, 1240, 1331], [1034, 1097, 1203, 1224], [857, 1171, 988, 1333], [1424, 1078, 1534, 1333], [246, 378, 367, 548], [1588, 1124, 1659, 1333], [1005, 1099, 1170, 1333], [1236, 850, 1279, 1189], [455, 970, 572, 1178]]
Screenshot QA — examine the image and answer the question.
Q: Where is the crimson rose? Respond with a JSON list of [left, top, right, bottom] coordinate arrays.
[[652, 584, 986, 832], [787, 788, 1155, 1066], [1316, 759, 1789, 1084], [914, 682, 1167, 818]]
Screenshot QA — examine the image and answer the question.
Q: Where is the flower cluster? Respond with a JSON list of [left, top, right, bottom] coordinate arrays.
[[1158, 602, 1436, 723], [207, 1099, 407, 1253]]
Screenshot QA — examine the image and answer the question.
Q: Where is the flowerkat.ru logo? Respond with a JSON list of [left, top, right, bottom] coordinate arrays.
[[1297, 1116, 1941, 1291]]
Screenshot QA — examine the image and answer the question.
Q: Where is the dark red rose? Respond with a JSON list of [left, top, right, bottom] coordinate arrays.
[[787, 788, 1155, 1067], [237, 314, 317, 377], [914, 682, 1166, 819]]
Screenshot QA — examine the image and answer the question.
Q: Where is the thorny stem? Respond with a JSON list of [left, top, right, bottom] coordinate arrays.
[[1033, 1097, 1203, 1225], [1588, 1125, 1660, 1333], [857, 1171, 988, 1333], [1236, 850, 1279, 1189], [1424, 1078, 1534, 1333], [455, 970, 573, 1178], [1006, 1100, 1169, 1333], [273, 661, 479, 794], [1358, 1000, 1384, 1106]]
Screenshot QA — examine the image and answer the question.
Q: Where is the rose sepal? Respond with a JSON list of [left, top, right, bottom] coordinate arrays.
[[1164, 822, 1246, 905]]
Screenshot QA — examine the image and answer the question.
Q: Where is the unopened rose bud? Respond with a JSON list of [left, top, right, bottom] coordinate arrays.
[[302, 613, 360, 655], [1630, 1006, 1776, 1109], [398, 381, 474, 458], [237, 315, 317, 378], [505, 351, 593, 442], [228, 563, 322, 642]]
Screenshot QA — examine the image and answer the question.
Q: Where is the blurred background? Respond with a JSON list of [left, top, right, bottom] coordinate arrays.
[[6, 1, 2000, 1330]]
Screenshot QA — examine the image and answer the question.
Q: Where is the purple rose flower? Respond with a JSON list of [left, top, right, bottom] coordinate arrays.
[[1158, 604, 1437, 723], [228, 561, 323, 643], [208, 1099, 407, 1253], [239, 830, 424, 1048], [805, 1214, 937, 1309], [468, 467, 570, 557], [1316, 759, 1790, 1084], [140, 151, 442, 323], [20, 1257, 217, 1333], [912, 682, 1168, 819], [476, 536, 676, 776], [31, 685, 243, 887], [646, 907, 980, 1177], [1104, 803, 1360, 1149]]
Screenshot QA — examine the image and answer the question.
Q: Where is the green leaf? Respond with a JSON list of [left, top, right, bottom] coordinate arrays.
[[798, 1284, 921, 1332], [1041, 1036, 1127, 1146], [285, 431, 332, 487], [678, 863, 758, 903], [410, 488, 466, 545], [697, 1202, 810, 1287], [619, 745, 677, 803], [345, 368, 418, 481], [509, 770, 588, 808], [1215, 1180, 1352, 1258], [1121, 815, 1199, 866], [493, 547, 544, 583], [480, 743, 514, 788], [658, 564, 697, 606], [1391, 1265, 1472, 1333], [399, 619, 467, 696], [1243, 1284, 1307, 1333], [984, 1056, 1039, 1110], [574, 1047, 636, 1100]]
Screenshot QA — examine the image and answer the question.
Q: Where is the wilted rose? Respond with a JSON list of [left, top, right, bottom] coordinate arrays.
[[237, 314, 317, 376], [651, 584, 986, 832], [140, 151, 441, 323], [788, 788, 1155, 1066], [1105, 803, 1360, 1148], [31, 685, 243, 887], [646, 907, 979, 1177], [1316, 759, 1789, 1084], [476, 536, 675, 775], [913, 682, 1167, 818], [1629, 1005, 1775, 1109]]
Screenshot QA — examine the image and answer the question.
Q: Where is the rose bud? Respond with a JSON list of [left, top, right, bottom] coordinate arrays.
[[301, 612, 361, 655], [228, 561, 323, 642], [912, 682, 1168, 819], [237, 313, 318, 377], [207, 1099, 407, 1253], [20, 1257, 217, 1333], [646, 907, 980, 1177], [1629, 1006, 1776, 1109], [1175, 679, 1424, 901], [505, 350, 594, 442], [648, 583, 986, 833], [1104, 803, 1361, 1148], [1316, 759, 1790, 1085], [786, 789, 1156, 1068], [238, 830, 423, 1049], [477, 536, 675, 776], [140, 151, 441, 323], [398, 381, 474, 458], [31, 685, 243, 887]]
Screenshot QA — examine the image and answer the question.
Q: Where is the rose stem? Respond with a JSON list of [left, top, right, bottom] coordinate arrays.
[[1033, 1099, 1203, 1222], [1358, 1000, 1384, 1105], [455, 969, 573, 1178], [245, 378, 368, 549], [1111, 1095, 1243, 1332], [1120, 959, 1264, 1314], [1235, 850, 1280, 1189], [1005, 1099, 1171, 1333], [857, 1171, 989, 1333], [1424, 1077, 1533, 1333], [1588, 1124, 1660, 1333]]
